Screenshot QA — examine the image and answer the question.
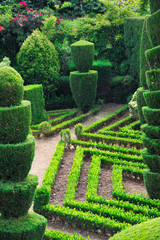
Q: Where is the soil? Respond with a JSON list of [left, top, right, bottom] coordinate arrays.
[[29, 103, 148, 240]]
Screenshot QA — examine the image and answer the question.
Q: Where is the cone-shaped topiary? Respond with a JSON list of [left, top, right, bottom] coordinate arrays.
[[17, 29, 60, 86], [69, 41, 98, 113], [71, 40, 94, 73], [0, 67, 47, 238], [149, 0, 160, 14], [0, 67, 24, 107]]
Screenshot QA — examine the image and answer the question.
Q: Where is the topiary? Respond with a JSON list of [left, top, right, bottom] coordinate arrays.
[[17, 29, 60, 87], [0, 67, 24, 107]]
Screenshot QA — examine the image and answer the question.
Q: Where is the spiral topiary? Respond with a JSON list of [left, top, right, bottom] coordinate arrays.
[[0, 67, 24, 107], [17, 29, 60, 87]]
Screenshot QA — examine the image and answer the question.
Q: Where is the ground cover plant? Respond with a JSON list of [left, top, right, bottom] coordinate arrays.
[[33, 106, 160, 239]]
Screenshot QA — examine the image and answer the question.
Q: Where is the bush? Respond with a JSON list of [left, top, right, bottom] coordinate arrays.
[[17, 29, 60, 87], [0, 66, 24, 107], [146, 69, 160, 91]]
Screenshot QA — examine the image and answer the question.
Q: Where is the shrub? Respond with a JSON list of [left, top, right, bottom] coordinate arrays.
[[17, 29, 60, 87], [0, 66, 24, 107]]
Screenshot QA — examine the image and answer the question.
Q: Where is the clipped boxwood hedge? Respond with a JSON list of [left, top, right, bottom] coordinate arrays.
[[0, 134, 35, 181], [0, 67, 24, 107], [142, 106, 160, 125], [0, 100, 31, 144], [0, 212, 47, 240], [109, 217, 160, 240], [141, 148, 160, 173], [146, 69, 160, 91], [71, 40, 94, 72], [141, 123, 160, 139], [0, 174, 38, 218], [143, 90, 160, 108], [145, 46, 160, 70], [142, 134, 160, 155], [144, 171, 160, 199]]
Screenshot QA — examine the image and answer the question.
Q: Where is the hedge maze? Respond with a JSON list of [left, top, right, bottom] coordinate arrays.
[[34, 105, 160, 239]]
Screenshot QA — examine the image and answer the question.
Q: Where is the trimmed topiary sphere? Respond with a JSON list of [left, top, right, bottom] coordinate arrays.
[[109, 217, 160, 240], [145, 46, 160, 70], [143, 90, 160, 108], [17, 29, 60, 86], [142, 148, 160, 173], [0, 67, 24, 107], [71, 40, 94, 72], [69, 70, 98, 112]]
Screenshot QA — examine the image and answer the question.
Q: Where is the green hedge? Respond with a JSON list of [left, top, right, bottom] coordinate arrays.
[[44, 229, 89, 240], [0, 174, 38, 218], [71, 40, 94, 72], [124, 17, 145, 85], [0, 100, 31, 144], [0, 134, 35, 181], [142, 134, 160, 155], [136, 87, 147, 124], [143, 90, 160, 108], [146, 9, 160, 44], [144, 171, 160, 199], [69, 70, 98, 112], [146, 69, 160, 91], [0, 212, 47, 240], [141, 124, 160, 139], [142, 107, 160, 125], [145, 46, 160, 70], [141, 148, 160, 173], [24, 85, 46, 125]]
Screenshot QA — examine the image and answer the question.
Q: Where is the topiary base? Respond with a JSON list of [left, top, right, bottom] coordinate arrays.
[[141, 148, 160, 173], [144, 170, 160, 199], [0, 212, 47, 240], [69, 70, 98, 113], [0, 174, 38, 218]]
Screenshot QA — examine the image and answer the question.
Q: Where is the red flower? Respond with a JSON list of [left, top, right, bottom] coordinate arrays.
[[0, 26, 5, 31], [19, 1, 27, 8], [62, 30, 65, 34], [57, 18, 63, 24]]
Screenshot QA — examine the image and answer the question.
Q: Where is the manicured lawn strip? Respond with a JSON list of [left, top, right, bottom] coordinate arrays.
[[83, 105, 128, 133], [71, 139, 141, 155], [64, 147, 84, 201], [112, 165, 160, 209], [83, 148, 143, 163], [98, 130, 141, 140], [34, 141, 65, 209], [79, 132, 143, 148], [98, 115, 134, 132], [44, 229, 89, 240], [39, 204, 131, 233]]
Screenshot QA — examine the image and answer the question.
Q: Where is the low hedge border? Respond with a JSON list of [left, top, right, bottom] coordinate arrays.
[[83, 105, 128, 133], [71, 139, 141, 155], [98, 130, 141, 140], [44, 229, 90, 240], [120, 120, 141, 132], [32, 107, 99, 137]]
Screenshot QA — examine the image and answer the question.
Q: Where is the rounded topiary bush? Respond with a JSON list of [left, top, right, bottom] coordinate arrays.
[[0, 67, 24, 107], [109, 217, 160, 240], [142, 106, 160, 125], [143, 90, 160, 108], [17, 29, 60, 86], [145, 46, 160, 70], [141, 148, 160, 173], [141, 123, 160, 139], [142, 134, 160, 155], [144, 171, 160, 199], [71, 40, 94, 72]]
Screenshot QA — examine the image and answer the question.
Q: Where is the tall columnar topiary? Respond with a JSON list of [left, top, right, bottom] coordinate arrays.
[[141, 46, 160, 199], [69, 40, 98, 113], [138, 5, 160, 199], [0, 67, 47, 239]]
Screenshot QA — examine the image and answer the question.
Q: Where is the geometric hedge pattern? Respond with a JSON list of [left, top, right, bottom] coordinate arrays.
[[34, 106, 160, 240]]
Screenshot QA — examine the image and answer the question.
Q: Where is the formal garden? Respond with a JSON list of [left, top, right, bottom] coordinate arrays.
[[0, 0, 160, 239]]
